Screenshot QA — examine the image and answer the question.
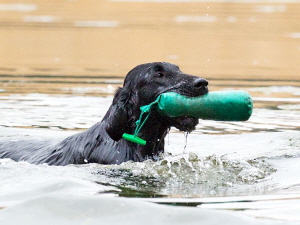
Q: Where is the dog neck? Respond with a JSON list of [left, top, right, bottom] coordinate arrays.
[[131, 113, 170, 161]]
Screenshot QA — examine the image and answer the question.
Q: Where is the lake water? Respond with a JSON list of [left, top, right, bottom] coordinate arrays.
[[1, 0, 300, 224], [1, 79, 300, 224]]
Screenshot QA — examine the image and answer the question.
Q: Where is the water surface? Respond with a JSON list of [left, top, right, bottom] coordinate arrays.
[[1, 0, 300, 224], [0, 80, 300, 223]]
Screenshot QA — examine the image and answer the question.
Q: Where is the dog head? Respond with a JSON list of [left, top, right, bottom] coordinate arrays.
[[105, 62, 209, 142]]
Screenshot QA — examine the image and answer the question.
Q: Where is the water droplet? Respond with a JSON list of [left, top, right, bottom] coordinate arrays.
[[209, 190, 216, 195], [188, 152, 199, 162], [183, 132, 189, 153]]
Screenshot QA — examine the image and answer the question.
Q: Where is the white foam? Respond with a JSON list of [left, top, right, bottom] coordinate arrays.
[[74, 20, 119, 28], [175, 15, 217, 23], [0, 4, 37, 12], [23, 15, 60, 23], [60, 86, 116, 94], [278, 104, 300, 110], [249, 86, 300, 96], [253, 97, 300, 102], [226, 16, 237, 23], [288, 33, 300, 39], [167, 55, 179, 60], [255, 5, 287, 13]]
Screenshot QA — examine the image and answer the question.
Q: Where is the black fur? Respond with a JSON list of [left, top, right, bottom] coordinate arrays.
[[0, 62, 208, 165]]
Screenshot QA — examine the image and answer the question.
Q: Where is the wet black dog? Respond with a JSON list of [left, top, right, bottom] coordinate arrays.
[[0, 62, 208, 165]]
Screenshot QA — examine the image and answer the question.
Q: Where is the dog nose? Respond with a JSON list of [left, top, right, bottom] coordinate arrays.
[[193, 78, 208, 88]]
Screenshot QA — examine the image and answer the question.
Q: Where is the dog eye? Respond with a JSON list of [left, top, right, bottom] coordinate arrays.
[[156, 72, 164, 78]]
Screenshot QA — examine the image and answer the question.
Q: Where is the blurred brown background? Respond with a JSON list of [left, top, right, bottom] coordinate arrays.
[[0, 0, 300, 94]]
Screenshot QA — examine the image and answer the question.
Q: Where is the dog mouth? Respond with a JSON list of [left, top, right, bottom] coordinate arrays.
[[158, 87, 208, 133], [167, 116, 199, 133], [174, 87, 208, 97], [156, 81, 209, 98], [156, 79, 208, 133]]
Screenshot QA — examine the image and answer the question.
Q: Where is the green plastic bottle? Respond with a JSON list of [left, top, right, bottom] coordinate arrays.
[[156, 91, 253, 121]]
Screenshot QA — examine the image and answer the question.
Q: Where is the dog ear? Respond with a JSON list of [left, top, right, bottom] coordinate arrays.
[[105, 87, 138, 142]]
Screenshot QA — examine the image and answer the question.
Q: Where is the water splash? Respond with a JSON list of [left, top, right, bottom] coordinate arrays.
[[183, 132, 189, 153], [94, 152, 276, 197]]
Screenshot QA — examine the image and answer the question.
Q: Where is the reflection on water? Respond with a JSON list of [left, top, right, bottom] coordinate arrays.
[[0, 83, 299, 133]]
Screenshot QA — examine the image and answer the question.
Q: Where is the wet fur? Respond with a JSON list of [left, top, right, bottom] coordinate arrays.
[[0, 62, 208, 165]]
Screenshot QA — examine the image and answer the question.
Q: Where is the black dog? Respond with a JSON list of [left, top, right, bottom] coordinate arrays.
[[0, 62, 208, 165]]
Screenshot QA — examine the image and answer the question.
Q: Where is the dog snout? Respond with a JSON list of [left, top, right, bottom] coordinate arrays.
[[193, 78, 208, 88]]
